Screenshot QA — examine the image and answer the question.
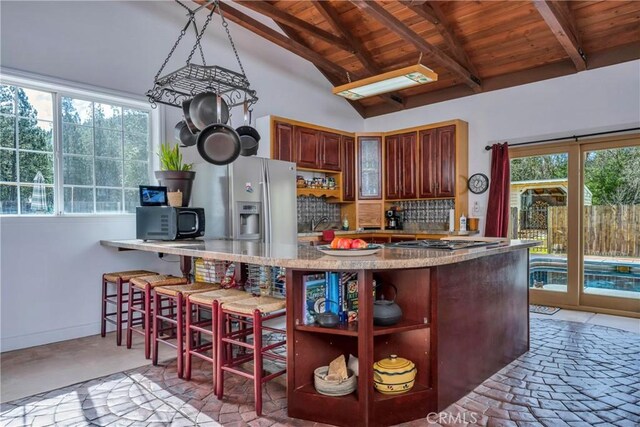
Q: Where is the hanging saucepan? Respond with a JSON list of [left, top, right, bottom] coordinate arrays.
[[236, 101, 260, 157], [174, 120, 198, 147], [189, 91, 230, 130], [197, 123, 241, 165], [182, 99, 199, 133]]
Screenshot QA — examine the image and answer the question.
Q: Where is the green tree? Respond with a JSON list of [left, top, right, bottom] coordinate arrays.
[[584, 147, 640, 205]]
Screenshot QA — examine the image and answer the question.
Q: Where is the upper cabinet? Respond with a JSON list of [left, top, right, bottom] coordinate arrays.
[[273, 121, 294, 162], [418, 125, 456, 198], [358, 135, 382, 200], [319, 132, 341, 171], [385, 132, 417, 200], [295, 126, 320, 169], [341, 136, 355, 201]]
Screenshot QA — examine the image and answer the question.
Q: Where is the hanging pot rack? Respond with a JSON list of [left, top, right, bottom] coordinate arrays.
[[146, 0, 258, 110]]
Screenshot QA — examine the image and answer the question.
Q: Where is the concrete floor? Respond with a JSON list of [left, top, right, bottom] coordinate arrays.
[[0, 310, 640, 425]]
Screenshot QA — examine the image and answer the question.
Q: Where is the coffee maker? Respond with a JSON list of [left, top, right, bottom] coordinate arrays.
[[385, 209, 402, 230]]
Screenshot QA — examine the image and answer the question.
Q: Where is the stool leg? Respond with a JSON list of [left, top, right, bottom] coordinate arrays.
[[126, 285, 134, 349], [176, 293, 184, 379], [215, 306, 225, 400], [153, 292, 160, 366], [253, 309, 263, 416], [101, 277, 107, 338], [116, 278, 124, 346], [184, 298, 191, 380], [144, 285, 152, 360]]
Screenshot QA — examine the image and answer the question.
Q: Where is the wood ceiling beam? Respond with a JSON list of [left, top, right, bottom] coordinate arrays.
[[351, 0, 481, 92], [192, 1, 353, 79], [311, 0, 405, 108], [233, 0, 352, 52], [274, 22, 367, 118], [416, 2, 480, 78], [533, 0, 587, 71]]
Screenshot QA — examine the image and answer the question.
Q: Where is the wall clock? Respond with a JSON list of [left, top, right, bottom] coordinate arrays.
[[467, 173, 489, 194]]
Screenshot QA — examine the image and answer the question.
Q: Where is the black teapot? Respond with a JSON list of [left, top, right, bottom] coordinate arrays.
[[315, 300, 340, 328], [373, 283, 402, 326]]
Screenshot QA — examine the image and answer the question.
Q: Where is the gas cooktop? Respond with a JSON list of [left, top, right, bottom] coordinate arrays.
[[386, 239, 500, 250]]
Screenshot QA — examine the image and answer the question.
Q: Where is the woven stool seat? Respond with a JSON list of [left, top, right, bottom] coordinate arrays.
[[155, 282, 221, 297], [130, 275, 188, 289], [222, 295, 286, 315], [189, 288, 253, 305], [103, 270, 156, 282]]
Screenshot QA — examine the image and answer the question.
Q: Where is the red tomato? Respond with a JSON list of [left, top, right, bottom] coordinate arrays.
[[350, 238, 368, 249], [337, 238, 353, 249]]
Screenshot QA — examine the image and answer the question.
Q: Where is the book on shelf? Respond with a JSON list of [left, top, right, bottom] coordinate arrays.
[[341, 272, 358, 323], [302, 273, 327, 325]]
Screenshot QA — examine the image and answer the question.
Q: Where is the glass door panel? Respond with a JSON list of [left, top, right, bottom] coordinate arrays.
[[582, 145, 640, 302], [510, 153, 571, 302]]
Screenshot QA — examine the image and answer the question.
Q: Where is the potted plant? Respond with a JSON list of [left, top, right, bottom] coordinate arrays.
[[155, 142, 195, 207]]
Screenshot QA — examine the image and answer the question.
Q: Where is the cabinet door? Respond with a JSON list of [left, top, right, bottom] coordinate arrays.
[[273, 121, 294, 162], [418, 129, 437, 198], [384, 135, 400, 200], [357, 202, 383, 227], [358, 136, 382, 200], [436, 125, 456, 197], [399, 132, 417, 199], [319, 132, 341, 171], [341, 136, 356, 201], [295, 126, 320, 169]]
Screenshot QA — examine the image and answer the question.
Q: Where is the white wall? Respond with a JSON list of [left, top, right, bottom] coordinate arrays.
[[0, 0, 361, 351], [364, 60, 640, 232]]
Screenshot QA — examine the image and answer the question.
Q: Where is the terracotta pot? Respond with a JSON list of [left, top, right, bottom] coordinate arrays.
[[154, 170, 195, 207]]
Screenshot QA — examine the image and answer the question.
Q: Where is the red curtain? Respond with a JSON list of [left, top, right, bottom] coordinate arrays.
[[485, 143, 510, 237]]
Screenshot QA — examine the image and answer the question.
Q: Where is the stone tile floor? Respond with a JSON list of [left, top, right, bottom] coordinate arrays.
[[1, 318, 639, 426]]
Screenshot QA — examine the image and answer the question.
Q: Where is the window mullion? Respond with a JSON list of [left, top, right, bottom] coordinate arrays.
[[14, 88, 20, 214], [53, 91, 63, 215]]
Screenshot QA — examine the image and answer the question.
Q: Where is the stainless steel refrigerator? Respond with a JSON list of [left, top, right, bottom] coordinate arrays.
[[191, 157, 297, 246]]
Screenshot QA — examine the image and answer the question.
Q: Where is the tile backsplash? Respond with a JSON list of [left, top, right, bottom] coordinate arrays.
[[297, 196, 341, 226], [395, 199, 455, 228]]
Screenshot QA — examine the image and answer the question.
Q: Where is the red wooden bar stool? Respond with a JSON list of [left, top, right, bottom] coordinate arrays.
[[151, 282, 221, 378], [184, 288, 255, 383], [101, 270, 156, 346], [126, 274, 188, 359], [216, 295, 287, 416]]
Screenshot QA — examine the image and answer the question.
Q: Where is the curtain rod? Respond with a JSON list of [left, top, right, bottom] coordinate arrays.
[[484, 127, 640, 151]]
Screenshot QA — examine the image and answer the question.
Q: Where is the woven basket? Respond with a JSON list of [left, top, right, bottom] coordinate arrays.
[[167, 191, 182, 207], [314, 367, 357, 396]]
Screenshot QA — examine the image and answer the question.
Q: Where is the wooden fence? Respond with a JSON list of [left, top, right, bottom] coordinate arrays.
[[511, 205, 640, 257]]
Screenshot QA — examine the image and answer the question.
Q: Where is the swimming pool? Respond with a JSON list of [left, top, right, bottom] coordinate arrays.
[[529, 256, 640, 293]]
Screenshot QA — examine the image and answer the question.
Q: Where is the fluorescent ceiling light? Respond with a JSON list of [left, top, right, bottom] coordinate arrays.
[[333, 64, 438, 100]]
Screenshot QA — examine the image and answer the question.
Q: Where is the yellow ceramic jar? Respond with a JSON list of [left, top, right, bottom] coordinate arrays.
[[373, 354, 417, 395]]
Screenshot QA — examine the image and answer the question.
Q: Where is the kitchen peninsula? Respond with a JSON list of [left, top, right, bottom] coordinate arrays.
[[101, 238, 537, 426]]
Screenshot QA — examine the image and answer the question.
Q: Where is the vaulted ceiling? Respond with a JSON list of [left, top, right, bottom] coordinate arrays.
[[194, 1, 640, 118]]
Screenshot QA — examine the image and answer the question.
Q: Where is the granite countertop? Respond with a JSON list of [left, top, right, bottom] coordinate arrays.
[[101, 239, 538, 270], [297, 229, 479, 238]]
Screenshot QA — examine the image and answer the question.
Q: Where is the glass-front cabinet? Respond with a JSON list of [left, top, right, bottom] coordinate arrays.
[[358, 135, 382, 199]]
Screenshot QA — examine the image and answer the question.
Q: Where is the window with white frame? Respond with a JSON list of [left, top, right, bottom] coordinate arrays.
[[0, 79, 153, 215]]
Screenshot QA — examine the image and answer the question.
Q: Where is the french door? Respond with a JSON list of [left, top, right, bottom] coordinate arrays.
[[509, 134, 640, 315]]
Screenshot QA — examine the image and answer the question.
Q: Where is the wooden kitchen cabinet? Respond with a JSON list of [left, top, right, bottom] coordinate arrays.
[[272, 121, 294, 162], [341, 136, 355, 201], [385, 132, 417, 200], [358, 135, 382, 200], [418, 125, 456, 198], [319, 132, 341, 171], [295, 126, 320, 169]]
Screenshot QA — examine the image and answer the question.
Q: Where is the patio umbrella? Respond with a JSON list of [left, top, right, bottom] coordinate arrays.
[[31, 171, 47, 213]]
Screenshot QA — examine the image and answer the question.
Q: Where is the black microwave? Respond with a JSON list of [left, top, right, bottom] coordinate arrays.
[[136, 206, 205, 241]]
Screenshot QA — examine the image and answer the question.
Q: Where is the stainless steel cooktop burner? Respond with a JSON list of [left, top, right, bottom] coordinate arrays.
[[386, 239, 499, 250]]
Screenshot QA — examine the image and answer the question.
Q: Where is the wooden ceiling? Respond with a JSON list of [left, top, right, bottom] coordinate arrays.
[[194, 1, 640, 118]]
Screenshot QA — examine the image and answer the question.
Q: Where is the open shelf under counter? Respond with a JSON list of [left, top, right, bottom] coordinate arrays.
[[295, 318, 430, 337], [373, 382, 432, 402]]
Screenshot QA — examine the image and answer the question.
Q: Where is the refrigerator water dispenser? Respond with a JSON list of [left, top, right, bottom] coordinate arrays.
[[236, 202, 261, 240]]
